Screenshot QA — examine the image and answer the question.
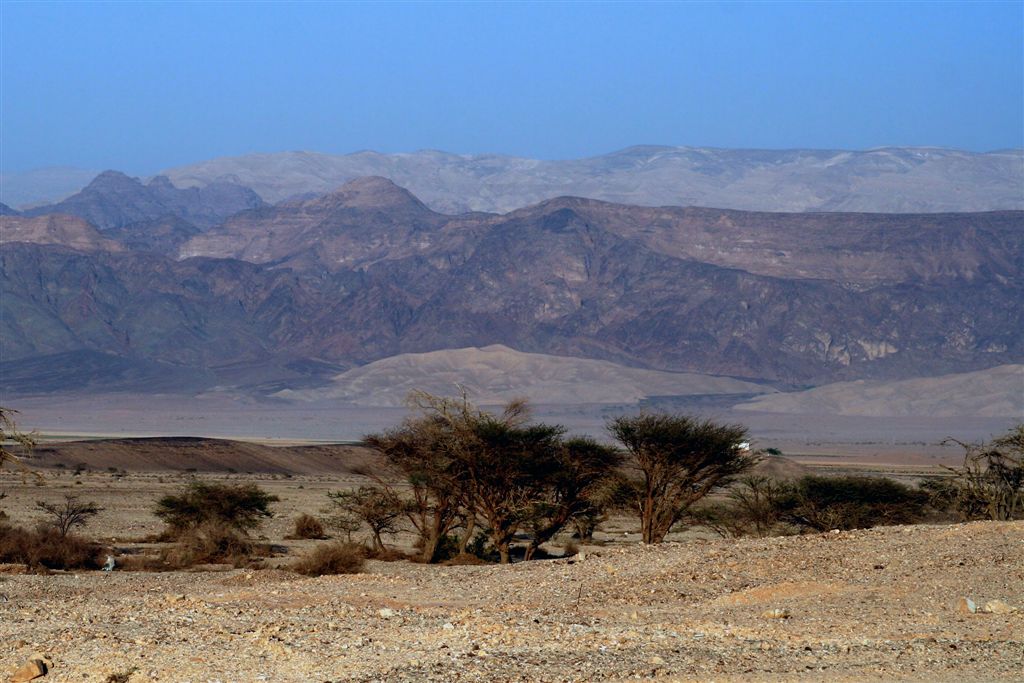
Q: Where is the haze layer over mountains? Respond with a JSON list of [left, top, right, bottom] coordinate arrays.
[[4, 146, 1022, 214], [1, 146, 1021, 418]]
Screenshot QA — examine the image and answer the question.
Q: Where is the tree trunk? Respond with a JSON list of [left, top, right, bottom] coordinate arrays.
[[457, 513, 476, 554], [421, 528, 441, 563], [498, 543, 511, 564]]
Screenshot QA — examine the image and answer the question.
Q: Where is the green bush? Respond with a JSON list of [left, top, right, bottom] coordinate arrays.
[[698, 474, 931, 536], [153, 480, 279, 536], [789, 475, 928, 531]]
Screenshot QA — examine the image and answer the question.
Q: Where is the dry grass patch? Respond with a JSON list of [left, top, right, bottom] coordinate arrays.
[[292, 542, 365, 576], [0, 522, 104, 571]]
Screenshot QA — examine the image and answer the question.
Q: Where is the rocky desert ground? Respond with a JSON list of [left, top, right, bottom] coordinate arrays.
[[1, 444, 1022, 683]]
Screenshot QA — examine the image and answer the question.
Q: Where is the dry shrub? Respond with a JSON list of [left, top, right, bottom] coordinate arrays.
[[0, 522, 104, 571], [364, 545, 408, 562], [160, 521, 271, 569], [292, 542, 365, 576], [116, 553, 167, 572], [561, 539, 580, 557], [288, 513, 325, 540], [441, 552, 490, 566]]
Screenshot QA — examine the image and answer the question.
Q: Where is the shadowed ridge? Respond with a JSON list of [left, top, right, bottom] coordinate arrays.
[[309, 175, 438, 215]]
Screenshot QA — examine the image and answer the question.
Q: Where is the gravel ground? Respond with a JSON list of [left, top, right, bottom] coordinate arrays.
[[2, 521, 1022, 682]]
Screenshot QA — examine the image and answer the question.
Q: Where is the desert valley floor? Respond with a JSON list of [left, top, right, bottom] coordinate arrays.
[[1, 440, 1022, 682]]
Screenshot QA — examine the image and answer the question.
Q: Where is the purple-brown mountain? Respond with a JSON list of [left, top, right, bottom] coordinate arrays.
[[24, 170, 263, 230], [2, 177, 1021, 396]]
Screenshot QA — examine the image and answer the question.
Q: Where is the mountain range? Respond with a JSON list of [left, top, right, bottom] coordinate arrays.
[[1, 153, 1022, 414], [0, 147, 1019, 417], [3, 146, 1022, 214]]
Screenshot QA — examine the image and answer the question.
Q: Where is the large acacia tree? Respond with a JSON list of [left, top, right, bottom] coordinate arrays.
[[365, 392, 622, 563], [608, 413, 755, 544]]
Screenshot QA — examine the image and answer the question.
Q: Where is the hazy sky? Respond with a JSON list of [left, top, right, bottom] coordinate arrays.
[[1, 1, 1021, 173]]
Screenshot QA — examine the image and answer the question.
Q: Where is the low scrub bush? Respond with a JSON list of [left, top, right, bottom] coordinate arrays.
[[696, 475, 798, 538], [292, 542, 366, 576], [160, 521, 271, 569], [364, 545, 408, 562], [288, 513, 326, 540], [0, 522, 104, 571], [698, 474, 930, 536], [441, 552, 491, 566], [790, 475, 928, 531]]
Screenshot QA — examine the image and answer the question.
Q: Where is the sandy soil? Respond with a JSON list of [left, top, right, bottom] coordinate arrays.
[[1, 517, 1021, 682], [2, 447, 1023, 682]]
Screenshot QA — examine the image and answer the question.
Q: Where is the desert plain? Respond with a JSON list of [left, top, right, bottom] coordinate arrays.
[[1, 426, 1022, 683]]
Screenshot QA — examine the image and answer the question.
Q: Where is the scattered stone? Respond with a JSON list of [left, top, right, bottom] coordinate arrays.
[[761, 608, 791, 619], [980, 600, 1015, 615], [9, 657, 47, 683], [378, 608, 396, 618], [957, 597, 978, 614], [442, 622, 455, 630]]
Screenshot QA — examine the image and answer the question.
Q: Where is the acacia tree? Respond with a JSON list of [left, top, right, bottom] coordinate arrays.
[[363, 393, 475, 563], [36, 494, 104, 537], [942, 424, 1024, 521], [326, 485, 403, 552], [525, 436, 622, 560], [457, 416, 565, 564], [608, 413, 755, 544], [153, 480, 279, 536]]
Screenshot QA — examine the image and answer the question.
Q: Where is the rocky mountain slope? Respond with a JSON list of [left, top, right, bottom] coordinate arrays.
[[161, 145, 1024, 213], [23, 170, 264, 230], [2, 177, 1021, 398], [0, 214, 123, 252]]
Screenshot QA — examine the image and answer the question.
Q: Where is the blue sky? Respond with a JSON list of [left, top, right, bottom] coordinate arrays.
[[1, 1, 1021, 173]]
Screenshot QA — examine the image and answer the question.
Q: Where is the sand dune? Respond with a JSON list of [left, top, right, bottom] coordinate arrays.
[[737, 364, 1023, 417], [277, 345, 773, 406]]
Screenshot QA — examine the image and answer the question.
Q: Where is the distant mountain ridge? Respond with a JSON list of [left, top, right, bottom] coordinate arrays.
[[161, 145, 1024, 214], [5, 145, 1021, 214], [3, 177, 1021, 399], [23, 170, 264, 230]]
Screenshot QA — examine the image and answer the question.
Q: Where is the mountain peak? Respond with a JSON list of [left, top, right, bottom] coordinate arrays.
[[315, 176, 433, 213], [85, 170, 144, 192]]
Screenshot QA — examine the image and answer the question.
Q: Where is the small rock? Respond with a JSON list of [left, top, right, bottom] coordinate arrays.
[[10, 658, 47, 683], [980, 599, 1015, 614], [442, 622, 455, 630], [650, 655, 666, 666], [957, 597, 977, 614], [761, 608, 791, 619], [378, 608, 396, 618]]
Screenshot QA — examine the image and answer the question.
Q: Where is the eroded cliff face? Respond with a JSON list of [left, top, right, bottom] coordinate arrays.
[[4, 178, 1022, 395]]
